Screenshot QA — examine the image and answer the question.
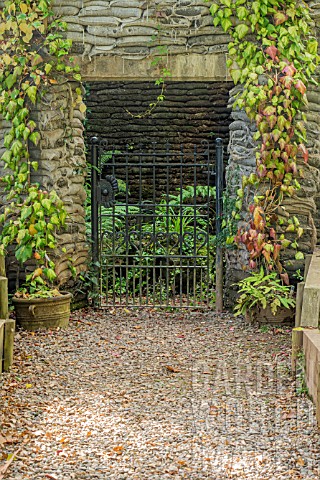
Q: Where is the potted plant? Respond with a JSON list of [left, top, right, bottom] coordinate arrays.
[[6, 187, 72, 331], [234, 267, 296, 324], [0, 1, 84, 329]]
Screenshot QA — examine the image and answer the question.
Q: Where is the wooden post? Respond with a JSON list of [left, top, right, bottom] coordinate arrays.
[[292, 327, 304, 376], [295, 282, 305, 327], [3, 319, 15, 372], [304, 254, 312, 281], [0, 255, 5, 277], [317, 362, 320, 427], [0, 320, 4, 374], [0, 277, 8, 319]]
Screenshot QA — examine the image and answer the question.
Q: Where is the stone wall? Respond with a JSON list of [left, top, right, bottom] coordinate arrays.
[[0, 83, 88, 291], [54, 1, 229, 59], [225, 81, 320, 304], [51, 1, 228, 82]]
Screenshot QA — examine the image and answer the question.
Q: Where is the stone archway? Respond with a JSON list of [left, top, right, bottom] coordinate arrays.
[[1, 0, 320, 302]]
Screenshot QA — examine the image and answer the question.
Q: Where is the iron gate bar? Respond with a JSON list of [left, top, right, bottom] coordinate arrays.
[[90, 138, 223, 309], [215, 138, 224, 312]]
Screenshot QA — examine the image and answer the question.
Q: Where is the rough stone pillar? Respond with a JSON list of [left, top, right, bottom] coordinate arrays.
[[225, 86, 256, 306], [0, 81, 88, 292], [225, 84, 319, 306], [31, 81, 88, 288]]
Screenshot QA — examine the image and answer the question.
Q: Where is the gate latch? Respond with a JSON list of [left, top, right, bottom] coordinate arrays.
[[97, 175, 118, 208]]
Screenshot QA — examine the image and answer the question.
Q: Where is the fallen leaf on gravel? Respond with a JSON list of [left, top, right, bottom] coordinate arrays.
[[0, 448, 21, 479], [296, 457, 305, 466], [0, 434, 14, 445], [45, 475, 58, 480], [133, 325, 142, 330], [113, 445, 124, 454], [165, 365, 181, 373]]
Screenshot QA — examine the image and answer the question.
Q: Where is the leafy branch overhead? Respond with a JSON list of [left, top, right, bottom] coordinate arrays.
[[0, 0, 85, 296], [208, 0, 319, 280]]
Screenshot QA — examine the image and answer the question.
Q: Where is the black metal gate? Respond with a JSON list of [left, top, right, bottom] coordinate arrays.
[[90, 138, 223, 309]]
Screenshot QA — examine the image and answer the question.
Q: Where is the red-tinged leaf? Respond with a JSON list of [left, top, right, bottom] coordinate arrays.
[[265, 45, 279, 60], [249, 228, 258, 239], [294, 80, 306, 95], [279, 138, 286, 150], [249, 260, 257, 269], [263, 106, 276, 116], [255, 113, 263, 125], [280, 76, 293, 88], [274, 12, 288, 26], [257, 164, 267, 178], [262, 133, 271, 144], [280, 272, 289, 285], [277, 115, 286, 131], [247, 242, 254, 252], [269, 228, 276, 239], [291, 162, 297, 175], [262, 249, 271, 263], [285, 144, 293, 156], [267, 114, 277, 130], [282, 64, 296, 76], [259, 122, 269, 136], [298, 144, 308, 163], [281, 152, 289, 162], [272, 129, 281, 142], [257, 232, 265, 247], [273, 243, 281, 261], [274, 85, 282, 96]]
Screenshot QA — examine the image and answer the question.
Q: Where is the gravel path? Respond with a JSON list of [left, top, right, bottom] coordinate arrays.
[[1, 308, 320, 479]]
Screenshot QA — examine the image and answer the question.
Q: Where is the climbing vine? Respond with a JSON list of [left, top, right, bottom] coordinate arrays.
[[125, 3, 171, 119], [208, 0, 319, 282], [0, 0, 85, 295]]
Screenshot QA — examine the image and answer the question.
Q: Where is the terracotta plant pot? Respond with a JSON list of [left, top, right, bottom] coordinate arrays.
[[12, 292, 72, 331], [245, 305, 295, 325]]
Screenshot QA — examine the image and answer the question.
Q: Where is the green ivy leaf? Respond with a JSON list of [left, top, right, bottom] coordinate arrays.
[[29, 131, 40, 145], [5, 74, 16, 89], [230, 69, 241, 84], [236, 6, 247, 21], [20, 206, 33, 221], [26, 86, 37, 104], [235, 24, 249, 39], [15, 244, 32, 263], [41, 199, 52, 211], [209, 4, 219, 16], [221, 18, 232, 32]]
